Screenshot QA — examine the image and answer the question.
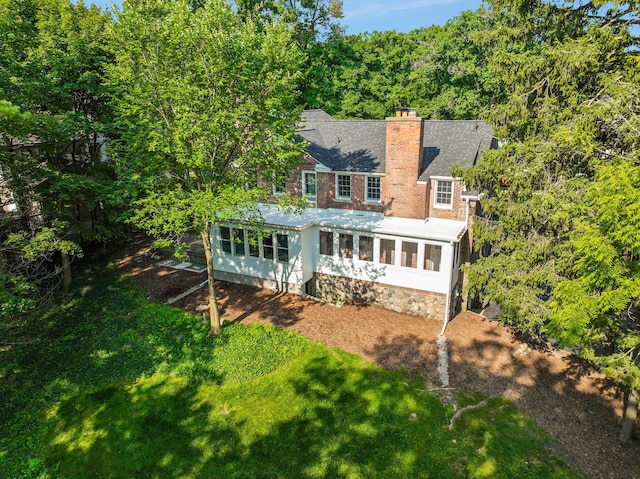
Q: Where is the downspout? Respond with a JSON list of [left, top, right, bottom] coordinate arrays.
[[441, 197, 469, 336], [440, 240, 455, 336]]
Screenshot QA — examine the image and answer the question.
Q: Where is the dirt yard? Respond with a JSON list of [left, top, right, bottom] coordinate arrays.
[[118, 237, 639, 479]]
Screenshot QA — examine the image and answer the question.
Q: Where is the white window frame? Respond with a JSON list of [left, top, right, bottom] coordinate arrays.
[[434, 178, 454, 209], [302, 171, 317, 198], [335, 174, 351, 201], [365, 176, 382, 203], [272, 176, 286, 195]]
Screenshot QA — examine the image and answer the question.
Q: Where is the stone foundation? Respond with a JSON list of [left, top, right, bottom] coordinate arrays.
[[313, 273, 446, 320]]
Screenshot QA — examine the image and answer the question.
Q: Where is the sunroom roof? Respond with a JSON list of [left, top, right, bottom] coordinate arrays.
[[254, 204, 466, 243]]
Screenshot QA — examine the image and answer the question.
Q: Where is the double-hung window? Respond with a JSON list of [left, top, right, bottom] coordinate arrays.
[[434, 179, 453, 208], [336, 174, 351, 200], [366, 176, 381, 202], [220, 226, 232, 254], [276, 234, 289, 263], [303, 171, 316, 198]]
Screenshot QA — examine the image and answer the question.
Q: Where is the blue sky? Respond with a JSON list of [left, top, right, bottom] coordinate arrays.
[[342, 0, 484, 34], [86, 0, 485, 35]]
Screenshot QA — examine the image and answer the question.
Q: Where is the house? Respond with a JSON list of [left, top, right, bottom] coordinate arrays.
[[212, 107, 496, 321]]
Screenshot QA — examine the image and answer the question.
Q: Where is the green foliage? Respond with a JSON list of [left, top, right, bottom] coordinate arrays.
[[107, 0, 306, 332], [0, 264, 579, 478], [459, 1, 640, 391], [0, 273, 36, 316], [0, 0, 124, 242], [304, 7, 507, 120]]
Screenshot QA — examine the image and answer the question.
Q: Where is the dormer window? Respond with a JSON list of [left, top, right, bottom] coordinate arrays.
[[434, 179, 453, 208]]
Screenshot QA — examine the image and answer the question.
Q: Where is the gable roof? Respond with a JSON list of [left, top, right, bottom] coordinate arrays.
[[298, 110, 494, 178], [298, 113, 387, 174], [419, 121, 495, 181]]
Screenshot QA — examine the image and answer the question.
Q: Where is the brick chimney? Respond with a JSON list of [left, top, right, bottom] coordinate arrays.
[[382, 107, 426, 218]]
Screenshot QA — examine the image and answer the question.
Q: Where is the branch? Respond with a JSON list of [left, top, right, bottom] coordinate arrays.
[[448, 398, 492, 430]]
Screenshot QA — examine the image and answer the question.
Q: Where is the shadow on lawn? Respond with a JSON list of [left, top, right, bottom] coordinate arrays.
[[42, 353, 454, 478], [42, 348, 579, 478], [364, 317, 640, 479]]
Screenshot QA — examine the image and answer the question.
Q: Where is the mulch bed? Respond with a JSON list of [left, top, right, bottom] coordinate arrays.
[[118, 236, 639, 479]]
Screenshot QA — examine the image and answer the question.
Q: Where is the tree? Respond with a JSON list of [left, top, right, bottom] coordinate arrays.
[[1, 0, 118, 327], [458, 0, 640, 439], [107, 0, 305, 335], [0, 0, 123, 243], [233, 0, 344, 50]]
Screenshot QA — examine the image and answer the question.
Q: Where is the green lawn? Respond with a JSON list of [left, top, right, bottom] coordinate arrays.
[[0, 265, 583, 478]]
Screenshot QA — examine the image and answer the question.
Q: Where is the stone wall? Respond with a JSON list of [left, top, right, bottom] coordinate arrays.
[[313, 273, 447, 320]]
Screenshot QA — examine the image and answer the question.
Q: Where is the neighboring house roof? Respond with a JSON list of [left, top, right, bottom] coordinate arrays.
[[419, 121, 494, 181], [298, 110, 494, 179]]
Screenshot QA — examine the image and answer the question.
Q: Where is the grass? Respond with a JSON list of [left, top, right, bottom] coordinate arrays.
[[0, 264, 583, 478]]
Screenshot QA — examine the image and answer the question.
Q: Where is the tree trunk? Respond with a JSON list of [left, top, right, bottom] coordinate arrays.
[[619, 388, 639, 443], [201, 226, 222, 336], [61, 251, 71, 291]]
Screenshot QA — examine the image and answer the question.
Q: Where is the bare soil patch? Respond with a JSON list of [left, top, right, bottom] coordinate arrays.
[[118, 237, 639, 479]]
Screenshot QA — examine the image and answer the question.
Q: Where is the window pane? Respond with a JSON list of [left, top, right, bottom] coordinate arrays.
[[273, 177, 286, 194], [379, 238, 395, 265], [220, 226, 232, 254], [424, 244, 442, 271], [366, 177, 381, 201], [320, 230, 333, 256], [263, 234, 274, 259], [276, 233, 289, 262], [248, 230, 260, 257], [358, 236, 373, 261], [304, 172, 316, 197], [436, 180, 453, 206], [337, 174, 351, 199], [401, 241, 418, 268], [233, 228, 245, 256], [339, 233, 353, 259]]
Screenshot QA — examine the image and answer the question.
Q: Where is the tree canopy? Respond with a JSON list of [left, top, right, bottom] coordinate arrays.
[[107, 0, 305, 334]]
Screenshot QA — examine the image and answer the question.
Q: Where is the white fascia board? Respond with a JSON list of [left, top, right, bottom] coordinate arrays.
[[253, 204, 466, 243]]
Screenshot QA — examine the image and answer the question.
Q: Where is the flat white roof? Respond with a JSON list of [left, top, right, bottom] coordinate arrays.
[[254, 204, 466, 243]]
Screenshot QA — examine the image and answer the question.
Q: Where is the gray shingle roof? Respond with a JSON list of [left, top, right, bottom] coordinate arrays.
[[298, 111, 494, 178], [419, 121, 494, 181], [298, 117, 387, 173]]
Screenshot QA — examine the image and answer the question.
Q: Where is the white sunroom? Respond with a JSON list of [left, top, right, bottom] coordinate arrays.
[[211, 204, 467, 320]]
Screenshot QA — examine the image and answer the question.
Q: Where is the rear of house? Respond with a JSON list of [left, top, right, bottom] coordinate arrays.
[[212, 108, 496, 321]]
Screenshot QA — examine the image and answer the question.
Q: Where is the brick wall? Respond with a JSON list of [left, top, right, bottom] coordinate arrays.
[[382, 117, 427, 219], [316, 172, 385, 213], [425, 179, 467, 222], [285, 154, 317, 197]]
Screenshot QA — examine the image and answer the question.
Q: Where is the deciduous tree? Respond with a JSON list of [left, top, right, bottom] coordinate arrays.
[[107, 0, 305, 335]]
